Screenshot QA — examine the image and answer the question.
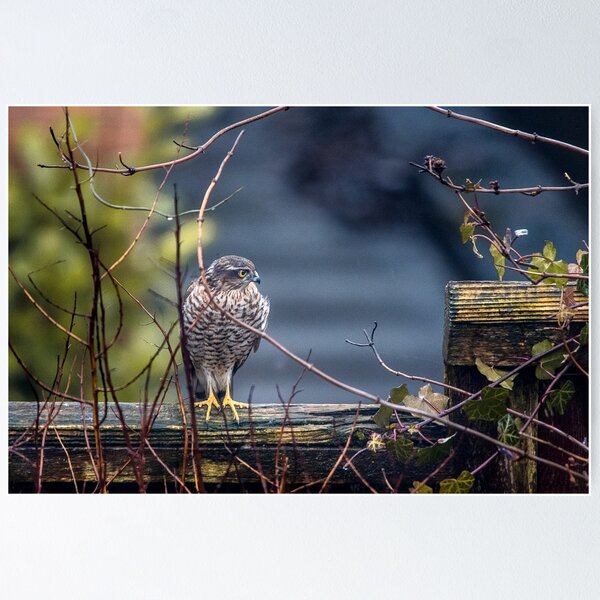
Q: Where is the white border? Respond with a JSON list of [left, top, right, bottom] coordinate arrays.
[[2, 2, 599, 598]]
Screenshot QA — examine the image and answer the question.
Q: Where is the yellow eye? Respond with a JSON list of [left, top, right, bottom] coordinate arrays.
[[238, 269, 248, 278]]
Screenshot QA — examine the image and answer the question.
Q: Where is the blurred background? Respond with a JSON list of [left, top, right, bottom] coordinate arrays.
[[8, 106, 589, 404]]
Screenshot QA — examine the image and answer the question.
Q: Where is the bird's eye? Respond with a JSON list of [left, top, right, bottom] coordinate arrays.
[[238, 269, 248, 278]]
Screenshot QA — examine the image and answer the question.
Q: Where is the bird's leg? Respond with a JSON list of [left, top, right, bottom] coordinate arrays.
[[221, 382, 248, 424], [194, 383, 220, 421]]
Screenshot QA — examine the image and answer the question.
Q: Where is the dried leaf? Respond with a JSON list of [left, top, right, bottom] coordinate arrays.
[[471, 236, 483, 259], [402, 384, 449, 423]]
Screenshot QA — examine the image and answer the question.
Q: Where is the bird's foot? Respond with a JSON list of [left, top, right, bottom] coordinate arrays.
[[195, 389, 220, 421], [221, 390, 248, 424]]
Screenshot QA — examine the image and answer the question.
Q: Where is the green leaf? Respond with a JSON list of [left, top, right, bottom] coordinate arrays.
[[547, 380, 575, 416], [532, 339, 567, 380], [414, 434, 455, 466], [439, 471, 475, 494], [460, 211, 477, 244], [411, 481, 433, 494], [460, 222, 476, 244], [536, 354, 567, 380], [373, 406, 392, 428], [576, 251, 589, 296], [528, 245, 569, 287], [464, 386, 509, 421], [386, 437, 415, 463], [543, 240, 557, 261], [390, 384, 410, 404], [489, 244, 505, 281], [527, 255, 550, 282], [497, 414, 520, 446], [532, 339, 552, 355], [544, 259, 569, 288], [580, 323, 588, 346], [475, 357, 517, 390], [373, 384, 409, 427]]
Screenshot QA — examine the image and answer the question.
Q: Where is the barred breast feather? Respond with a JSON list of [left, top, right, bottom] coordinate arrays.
[[182, 277, 270, 395]]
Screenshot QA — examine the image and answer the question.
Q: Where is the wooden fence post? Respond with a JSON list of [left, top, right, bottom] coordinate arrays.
[[444, 281, 588, 493]]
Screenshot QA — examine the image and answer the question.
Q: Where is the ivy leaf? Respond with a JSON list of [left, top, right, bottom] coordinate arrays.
[[497, 414, 520, 446], [373, 384, 409, 428], [580, 323, 588, 346], [414, 433, 455, 466], [543, 240, 557, 261], [401, 384, 449, 423], [410, 481, 433, 494], [390, 384, 410, 404], [489, 244, 505, 281], [386, 437, 414, 463], [544, 259, 569, 288], [527, 255, 550, 283], [475, 357, 517, 390], [576, 251, 589, 296], [439, 471, 475, 494], [460, 211, 477, 244], [460, 222, 476, 244], [464, 386, 508, 421], [547, 380, 575, 416], [373, 406, 392, 428], [532, 339, 567, 380], [528, 245, 569, 288]]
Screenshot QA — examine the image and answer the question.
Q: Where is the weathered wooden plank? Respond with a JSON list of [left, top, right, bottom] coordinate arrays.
[[444, 281, 587, 366], [444, 281, 588, 493], [9, 401, 447, 492]]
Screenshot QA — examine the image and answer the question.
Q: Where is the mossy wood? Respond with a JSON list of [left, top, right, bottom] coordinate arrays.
[[9, 402, 446, 492], [444, 281, 588, 493]]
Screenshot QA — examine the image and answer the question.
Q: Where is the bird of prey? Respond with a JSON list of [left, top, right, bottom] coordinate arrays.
[[183, 255, 270, 423]]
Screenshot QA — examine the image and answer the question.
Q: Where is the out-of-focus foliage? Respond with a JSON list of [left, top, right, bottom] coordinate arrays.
[[9, 107, 218, 402]]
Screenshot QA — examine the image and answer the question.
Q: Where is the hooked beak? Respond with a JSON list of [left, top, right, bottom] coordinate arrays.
[[249, 270, 261, 284]]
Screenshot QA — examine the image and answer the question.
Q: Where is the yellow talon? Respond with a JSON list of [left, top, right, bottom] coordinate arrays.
[[221, 383, 248, 423], [194, 386, 220, 421]]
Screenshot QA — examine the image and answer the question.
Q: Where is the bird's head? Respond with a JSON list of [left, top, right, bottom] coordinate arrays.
[[205, 255, 261, 292]]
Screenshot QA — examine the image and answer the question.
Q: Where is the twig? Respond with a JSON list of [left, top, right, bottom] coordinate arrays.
[[427, 106, 589, 156], [319, 405, 361, 492], [409, 160, 588, 197], [38, 105, 288, 175]]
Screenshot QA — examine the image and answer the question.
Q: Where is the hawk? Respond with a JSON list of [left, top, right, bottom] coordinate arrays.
[[183, 255, 270, 423]]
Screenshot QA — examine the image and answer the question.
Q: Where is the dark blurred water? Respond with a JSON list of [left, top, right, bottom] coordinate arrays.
[[167, 107, 588, 404]]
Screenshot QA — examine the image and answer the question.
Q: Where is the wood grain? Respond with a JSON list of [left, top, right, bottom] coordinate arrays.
[[9, 401, 447, 492]]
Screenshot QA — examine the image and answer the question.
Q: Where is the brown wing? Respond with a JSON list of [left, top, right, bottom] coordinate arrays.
[[183, 278, 200, 304], [232, 295, 270, 375]]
